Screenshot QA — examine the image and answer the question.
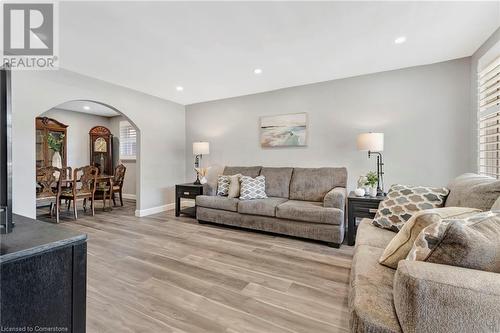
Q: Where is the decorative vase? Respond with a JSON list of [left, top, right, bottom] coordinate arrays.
[[200, 176, 208, 184], [52, 151, 62, 178], [369, 186, 378, 197], [354, 188, 365, 197], [52, 151, 62, 168]]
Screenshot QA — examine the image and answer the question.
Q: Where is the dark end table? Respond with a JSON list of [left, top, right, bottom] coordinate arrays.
[[175, 183, 205, 218], [347, 192, 386, 246]]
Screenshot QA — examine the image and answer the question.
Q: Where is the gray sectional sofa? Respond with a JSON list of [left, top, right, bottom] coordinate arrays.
[[349, 173, 500, 333], [196, 166, 348, 247]]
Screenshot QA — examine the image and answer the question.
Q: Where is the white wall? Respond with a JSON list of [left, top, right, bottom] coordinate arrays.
[[12, 68, 185, 218], [186, 58, 472, 191], [41, 108, 111, 168], [109, 115, 137, 198]]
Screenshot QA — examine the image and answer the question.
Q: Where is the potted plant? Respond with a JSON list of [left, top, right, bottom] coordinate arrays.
[[47, 133, 65, 169], [365, 171, 378, 197]]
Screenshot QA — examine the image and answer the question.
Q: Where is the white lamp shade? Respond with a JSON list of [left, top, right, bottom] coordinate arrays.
[[193, 141, 210, 155], [357, 133, 384, 152]]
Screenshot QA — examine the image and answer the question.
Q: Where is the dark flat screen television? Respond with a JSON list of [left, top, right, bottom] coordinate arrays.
[[0, 65, 13, 233]]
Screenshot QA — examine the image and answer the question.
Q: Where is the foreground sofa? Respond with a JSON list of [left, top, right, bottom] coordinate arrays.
[[349, 173, 500, 333], [196, 166, 347, 247]]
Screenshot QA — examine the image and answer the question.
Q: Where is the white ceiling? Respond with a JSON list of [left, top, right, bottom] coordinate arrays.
[[59, 1, 500, 105], [54, 100, 119, 117]]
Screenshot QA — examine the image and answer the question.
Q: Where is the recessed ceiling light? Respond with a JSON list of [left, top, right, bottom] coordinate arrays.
[[176, 86, 184, 91], [394, 36, 406, 44], [83, 105, 90, 110], [254, 68, 263, 75]]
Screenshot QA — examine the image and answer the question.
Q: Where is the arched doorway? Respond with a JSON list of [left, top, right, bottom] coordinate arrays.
[[35, 99, 140, 221]]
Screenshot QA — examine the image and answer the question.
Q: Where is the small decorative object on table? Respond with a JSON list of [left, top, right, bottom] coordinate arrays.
[[175, 183, 205, 218], [193, 141, 210, 185], [194, 167, 210, 184], [354, 188, 365, 197], [357, 132, 385, 195], [347, 191, 386, 246], [365, 171, 379, 197]]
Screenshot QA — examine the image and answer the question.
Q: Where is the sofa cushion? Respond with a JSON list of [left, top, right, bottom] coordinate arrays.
[[408, 211, 500, 273], [372, 184, 449, 232], [445, 173, 500, 211], [349, 245, 402, 333], [260, 167, 293, 198], [379, 207, 480, 269], [238, 197, 288, 217], [289, 167, 348, 202], [276, 200, 342, 225], [227, 174, 242, 198], [223, 166, 262, 178], [355, 219, 395, 249], [196, 195, 239, 212]]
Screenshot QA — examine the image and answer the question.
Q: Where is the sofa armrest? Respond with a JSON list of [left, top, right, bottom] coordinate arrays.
[[394, 260, 500, 333], [324, 187, 346, 210]]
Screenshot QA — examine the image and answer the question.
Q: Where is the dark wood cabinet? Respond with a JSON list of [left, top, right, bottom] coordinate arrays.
[[89, 126, 113, 175], [35, 117, 67, 169], [175, 183, 205, 217], [347, 192, 386, 246]]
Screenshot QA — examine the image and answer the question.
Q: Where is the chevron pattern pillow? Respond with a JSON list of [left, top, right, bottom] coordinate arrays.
[[217, 175, 230, 196], [239, 176, 268, 200]]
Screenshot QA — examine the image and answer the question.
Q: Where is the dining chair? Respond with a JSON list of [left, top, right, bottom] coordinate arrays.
[[60, 165, 98, 219], [111, 164, 127, 206], [36, 166, 64, 223]]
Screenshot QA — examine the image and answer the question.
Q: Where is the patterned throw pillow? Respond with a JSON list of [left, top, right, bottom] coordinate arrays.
[[378, 207, 480, 269], [217, 175, 230, 196], [239, 176, 268, 200], [407, 211, 500, 273], [372, 184, 449, 232]]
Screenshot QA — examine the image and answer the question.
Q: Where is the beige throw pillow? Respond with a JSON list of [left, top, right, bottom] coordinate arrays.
[[227, 174, 242, 198], [407, 211, 500, 272], [379, 207, 479, 269]]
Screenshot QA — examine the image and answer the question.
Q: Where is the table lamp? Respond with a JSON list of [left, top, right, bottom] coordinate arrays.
[[193, 141, 210, 185], [357, 133, 385, 196]]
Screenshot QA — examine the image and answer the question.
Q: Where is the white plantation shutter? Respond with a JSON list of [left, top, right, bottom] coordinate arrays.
[[119, 121, 137, 159], [479, 55, 500, 178]]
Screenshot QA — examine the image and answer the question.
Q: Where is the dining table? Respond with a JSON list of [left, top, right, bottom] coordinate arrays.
[[59, 174, 115, 211]]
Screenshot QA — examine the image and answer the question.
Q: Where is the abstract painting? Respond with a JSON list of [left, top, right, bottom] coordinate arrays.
[[260, 113, 307, 147]]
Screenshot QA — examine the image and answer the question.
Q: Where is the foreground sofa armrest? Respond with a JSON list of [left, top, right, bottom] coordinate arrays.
[[394, 260, 500, 333], [324, 187, 346, 210]]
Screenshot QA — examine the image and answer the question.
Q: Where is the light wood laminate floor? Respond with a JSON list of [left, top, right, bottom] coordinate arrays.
[[38, 200, 354, 333]]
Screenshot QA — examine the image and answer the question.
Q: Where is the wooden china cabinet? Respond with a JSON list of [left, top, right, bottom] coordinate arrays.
[[35, 117, 68, 169], [89, 126, 113, 175]]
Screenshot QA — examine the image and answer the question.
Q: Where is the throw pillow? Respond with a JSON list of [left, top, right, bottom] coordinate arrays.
[[491, 196, 500, 211], [239, 175, 268, 200], [379, 207, 480, 269], [407, 211, 500, 273], [217, 175, 230, 196], [227, 174, 242, 198], [372, 184, 450, 232]]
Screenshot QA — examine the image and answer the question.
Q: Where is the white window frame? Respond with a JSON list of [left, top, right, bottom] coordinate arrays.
[[478, 55, 500, 178], [119, 120, 137, 160]]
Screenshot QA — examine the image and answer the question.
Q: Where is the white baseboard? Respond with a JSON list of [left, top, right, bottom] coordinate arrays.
[[122, 193, 136, 200], [135, 203, 175, 217]]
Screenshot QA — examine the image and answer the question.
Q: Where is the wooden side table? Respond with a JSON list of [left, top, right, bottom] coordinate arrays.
[[175, 183, 204, 217], [347, 192, 386, 246]]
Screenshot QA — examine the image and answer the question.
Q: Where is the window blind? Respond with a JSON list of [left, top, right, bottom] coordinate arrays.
[[119, 120, 137, 159], [479, 55, 500, 178]]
